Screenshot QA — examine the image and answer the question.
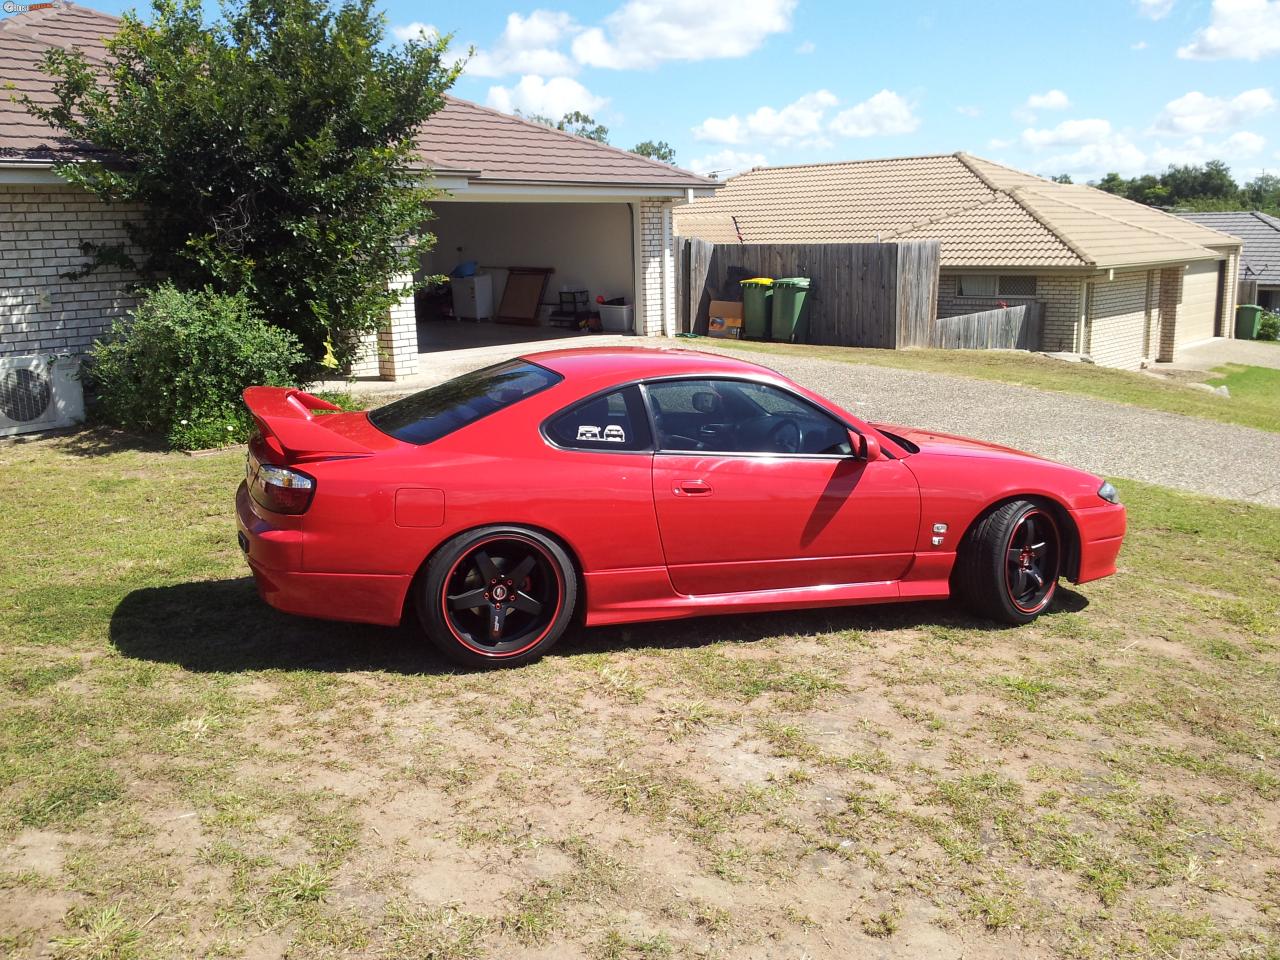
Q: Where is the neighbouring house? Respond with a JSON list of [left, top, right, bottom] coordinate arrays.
[[0, 2, 717, 381], [1177, 211, 1280, 312], [674, 153, 1244, 369]]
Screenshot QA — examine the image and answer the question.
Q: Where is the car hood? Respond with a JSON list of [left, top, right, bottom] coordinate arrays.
[[873, 422, 1051, 463]]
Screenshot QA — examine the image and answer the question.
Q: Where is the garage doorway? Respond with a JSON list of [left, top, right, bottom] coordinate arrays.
[[415, 201, 637, 356]]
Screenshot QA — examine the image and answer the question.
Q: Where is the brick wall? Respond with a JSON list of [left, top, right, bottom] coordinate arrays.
[[638, 198, 674, 337], [351, 268, 419, 380], [1217, 249, 1239, 338], [1157, 266, 1184, 362], [0, 184, 141, 359], [1086, 270, 1149, 370], [937, 272, 1083, 352]]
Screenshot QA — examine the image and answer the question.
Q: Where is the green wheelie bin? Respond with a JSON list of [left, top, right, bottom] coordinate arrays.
[[1236, 304, 1263, 340], [770, 277, 811, 343], [738, 278, 774, 339]]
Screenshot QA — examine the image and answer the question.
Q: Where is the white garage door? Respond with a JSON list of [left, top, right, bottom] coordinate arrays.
[[1177, 260, 1221, 348]]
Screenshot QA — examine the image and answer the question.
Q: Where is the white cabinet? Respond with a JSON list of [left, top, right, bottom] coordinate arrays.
[[451, 274, 493, 320]]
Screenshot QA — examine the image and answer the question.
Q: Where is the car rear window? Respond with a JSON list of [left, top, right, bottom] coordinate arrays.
[[368, 360, 561, 445]]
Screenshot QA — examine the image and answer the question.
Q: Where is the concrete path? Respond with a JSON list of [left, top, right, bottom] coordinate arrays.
[[1161, 336, 1280, 372], [340, 337, 1280, 507]]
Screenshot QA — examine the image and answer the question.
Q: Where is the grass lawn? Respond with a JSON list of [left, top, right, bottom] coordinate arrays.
[[706, 340, 1280, 434], [1208, 363, 1280, 412], [2, 430, 1279, 959]]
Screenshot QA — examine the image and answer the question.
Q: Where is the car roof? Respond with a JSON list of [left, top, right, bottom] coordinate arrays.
[[523, 346, 778, 382]]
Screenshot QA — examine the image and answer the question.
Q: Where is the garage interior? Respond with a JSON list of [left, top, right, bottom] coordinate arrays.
[[414, 201, 638, 355]]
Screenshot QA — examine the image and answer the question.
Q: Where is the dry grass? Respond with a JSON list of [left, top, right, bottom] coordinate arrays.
[[1, 428, 1278, 958]]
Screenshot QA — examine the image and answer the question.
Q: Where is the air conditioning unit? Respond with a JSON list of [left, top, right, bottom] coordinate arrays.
[[0, 355, 85, 437]]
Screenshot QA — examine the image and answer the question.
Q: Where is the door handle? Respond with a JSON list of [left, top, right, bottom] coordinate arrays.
[[675, 479, 712, 496]]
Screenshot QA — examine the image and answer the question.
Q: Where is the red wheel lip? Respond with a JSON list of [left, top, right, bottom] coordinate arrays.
[[440, 534, 565, 658], [1004, 508, 1059, 615]]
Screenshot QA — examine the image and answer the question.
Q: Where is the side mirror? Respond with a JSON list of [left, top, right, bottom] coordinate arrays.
[[852, 431, 881, 461]]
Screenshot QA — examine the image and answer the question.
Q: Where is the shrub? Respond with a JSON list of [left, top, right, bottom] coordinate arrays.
[[88, 284, 304, 449], [1258, 311, 1279, 342]]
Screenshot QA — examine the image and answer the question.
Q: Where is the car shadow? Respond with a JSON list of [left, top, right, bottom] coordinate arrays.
[[111, 576, 1089, 674]]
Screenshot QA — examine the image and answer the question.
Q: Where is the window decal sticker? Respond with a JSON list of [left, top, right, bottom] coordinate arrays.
[[603, 425, 626, 442], [577, 425, 602, 440]]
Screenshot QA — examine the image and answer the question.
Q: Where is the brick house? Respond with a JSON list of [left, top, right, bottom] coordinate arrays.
[[1178, 211, 1280, 312], [674, 153, 1243, 369], [0, 2, 718, 381]]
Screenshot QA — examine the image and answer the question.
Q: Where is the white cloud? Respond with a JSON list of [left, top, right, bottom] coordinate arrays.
[[694, 90, 838, 145], [1022, 118, 1118, 148], [486, 75, 608, 119], [1150, 88, 1276, 135], [795, 40, 816, 54], [988, 137, 1013, 149], [466, 10, 580, 78], [1178, 0, 1280, 59], [688, 149, 768, 178], [956, 105, 983, 118], [1027, 89, 1071, 111], [1135, 0, 1175, 19], [1131, 39, 1149, 49], [1013, 89, 1071, 123], [391, 21, 438, 43], [829, 90, 919, 137], [1151, 130, 1267, 166], [1020, 119, 1148, 178], [572, 0, 796, 69]]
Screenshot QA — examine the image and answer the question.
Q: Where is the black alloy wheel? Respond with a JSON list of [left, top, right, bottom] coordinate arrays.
[[419, 526, 577, 667]]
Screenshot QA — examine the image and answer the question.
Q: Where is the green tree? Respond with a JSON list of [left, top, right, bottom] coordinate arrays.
[[519, 110, 610, 143], [632, 140, 676, 163], [24, 0, 460, 370], [557, 110, 609, 142], [1096, 172, 1129, 195], [1050, 173, 1072, 184]]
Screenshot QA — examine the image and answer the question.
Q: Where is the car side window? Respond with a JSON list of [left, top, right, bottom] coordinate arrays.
[[645, 379, 852, 456], [546, 385, 652, 452]]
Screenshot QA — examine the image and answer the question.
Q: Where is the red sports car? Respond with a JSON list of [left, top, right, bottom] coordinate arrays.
[[237, 348, 1125, 667]]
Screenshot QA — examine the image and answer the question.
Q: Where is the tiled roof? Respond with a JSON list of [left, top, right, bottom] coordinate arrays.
[[0, 1, 715, 189], [1178, 211, 1280, 285], [414, 98, 714, 188], [674, 152, 1242, 269], [0, 2, 117, 161]]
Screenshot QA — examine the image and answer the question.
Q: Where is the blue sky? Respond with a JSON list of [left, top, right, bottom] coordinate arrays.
[[75, 0, 1280, 182]]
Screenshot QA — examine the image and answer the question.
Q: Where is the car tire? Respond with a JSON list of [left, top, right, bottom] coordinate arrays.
[[417, 526, 578, 668], [954, 500, 1061, 625]]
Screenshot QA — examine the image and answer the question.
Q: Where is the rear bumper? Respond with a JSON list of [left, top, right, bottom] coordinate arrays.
[[236, 482, 409, 626], [1071, 501, 1127, 584]]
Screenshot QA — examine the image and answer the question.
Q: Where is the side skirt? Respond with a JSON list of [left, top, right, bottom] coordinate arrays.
[[583, 555, 954, 628]]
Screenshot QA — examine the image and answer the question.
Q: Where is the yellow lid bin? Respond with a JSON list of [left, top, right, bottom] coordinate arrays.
[[738, 278, 775, 340]]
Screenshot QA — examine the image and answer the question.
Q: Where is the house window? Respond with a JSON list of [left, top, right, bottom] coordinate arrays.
[[956, 275, 1038, 297], [998, 276, 1037, 297], [956, 275, 997, 297]]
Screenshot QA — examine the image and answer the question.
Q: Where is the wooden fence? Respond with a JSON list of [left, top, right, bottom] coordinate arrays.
[[932, 303, 1044, 350], [677, 239, 940, 349]]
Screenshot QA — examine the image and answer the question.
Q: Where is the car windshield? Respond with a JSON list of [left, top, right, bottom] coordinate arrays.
[[368, 360, 561, 445]]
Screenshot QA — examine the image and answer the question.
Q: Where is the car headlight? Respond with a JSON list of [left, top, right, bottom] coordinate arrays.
[[1097, 481, 1120, 504]]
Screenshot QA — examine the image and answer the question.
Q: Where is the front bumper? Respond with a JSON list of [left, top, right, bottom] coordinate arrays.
[[1071, 501, 1127, 584], [235, 481, 408, 626]]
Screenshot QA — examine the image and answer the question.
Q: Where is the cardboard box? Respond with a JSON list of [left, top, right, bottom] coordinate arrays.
[[707, 300, 744, 339]]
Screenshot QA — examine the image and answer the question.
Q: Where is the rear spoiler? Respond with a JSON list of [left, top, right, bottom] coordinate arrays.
[[242, 387, 372, 457]]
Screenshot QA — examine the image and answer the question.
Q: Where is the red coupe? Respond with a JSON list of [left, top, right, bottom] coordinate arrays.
[[237, 348, 1125, 667]]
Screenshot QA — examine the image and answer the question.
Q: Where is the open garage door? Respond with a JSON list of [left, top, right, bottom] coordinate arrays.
[[1177, 260, 1222, 349], [417, 201, 637, 345]]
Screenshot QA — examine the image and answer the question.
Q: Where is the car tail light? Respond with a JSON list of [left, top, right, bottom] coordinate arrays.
[[248, 459, 316, 514]]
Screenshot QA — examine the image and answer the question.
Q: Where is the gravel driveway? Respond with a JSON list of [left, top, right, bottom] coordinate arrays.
[[690, 343, 1280, 507], [356, 338, 1280, 507]]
